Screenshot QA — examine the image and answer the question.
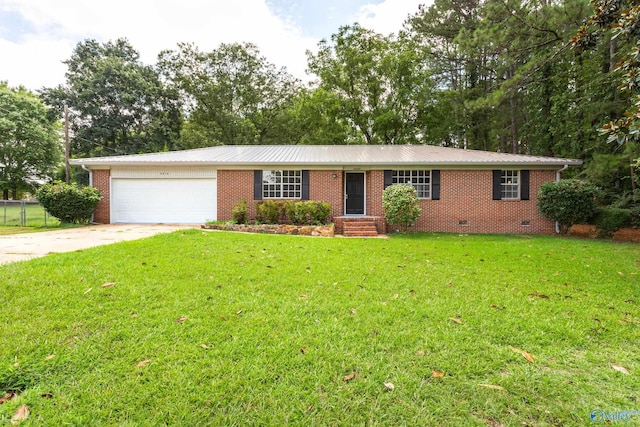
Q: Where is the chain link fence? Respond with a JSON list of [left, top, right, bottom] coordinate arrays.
[[1, 200, 57, 227]]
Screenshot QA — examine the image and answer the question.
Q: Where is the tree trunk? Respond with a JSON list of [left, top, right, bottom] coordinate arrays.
[[2, 189, 8, 200]]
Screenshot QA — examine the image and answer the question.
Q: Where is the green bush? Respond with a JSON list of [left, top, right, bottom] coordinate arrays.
[[537, 180, 600, 234], [255, 200, 288, 224], [231, 199, 248, 224], [592, 207, 632, 237], [631, 206, 640, 229], [36, 182, 102, 224], [382, 184, 421, 232], [287, 201, 332, 225], [255, 200, 332, 225]]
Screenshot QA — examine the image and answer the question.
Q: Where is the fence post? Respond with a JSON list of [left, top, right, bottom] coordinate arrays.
[[21, 201, 26, 226]]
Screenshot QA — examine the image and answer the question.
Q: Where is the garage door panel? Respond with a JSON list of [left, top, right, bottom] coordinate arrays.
[[112, 178, 216, 224]]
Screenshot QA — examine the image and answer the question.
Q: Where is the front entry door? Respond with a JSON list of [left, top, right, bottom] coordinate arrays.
[[345, 172, 365, 215]]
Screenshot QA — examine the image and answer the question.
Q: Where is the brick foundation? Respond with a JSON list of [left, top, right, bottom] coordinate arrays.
[[92, 169, 111, 224]]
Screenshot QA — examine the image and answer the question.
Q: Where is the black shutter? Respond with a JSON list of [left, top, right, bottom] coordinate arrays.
[[302, 170, 310, 200], [384, 170, 393, 189], [520, 170, 530, 200], [254, 170, 262, 200], [492, 170, 502, 200], [431, 170, 440, 200]]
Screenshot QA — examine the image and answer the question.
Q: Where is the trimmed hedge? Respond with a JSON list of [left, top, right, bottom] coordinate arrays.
[[537, 180, 600, 234], [36, 182, 102, 224], [382, 184, 421, 232], [255, 200, 332, 225]]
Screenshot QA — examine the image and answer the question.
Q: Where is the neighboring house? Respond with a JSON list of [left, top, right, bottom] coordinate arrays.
[[70, 145, 581, 235]]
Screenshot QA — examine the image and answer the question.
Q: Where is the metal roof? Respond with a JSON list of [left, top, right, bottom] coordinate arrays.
[[70, 145, 582, 168]]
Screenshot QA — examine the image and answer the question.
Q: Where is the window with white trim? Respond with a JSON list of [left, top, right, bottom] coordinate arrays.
[[262, 170, 302, 199], [392, 170, 431, 198], [501, 170, 519, 199]]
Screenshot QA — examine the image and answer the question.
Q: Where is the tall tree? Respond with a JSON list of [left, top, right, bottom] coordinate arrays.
[[40, 39, 182, 158], [0, 82, 62, 199], [158, 43, 302, 147], [307, 24, 435, 145]]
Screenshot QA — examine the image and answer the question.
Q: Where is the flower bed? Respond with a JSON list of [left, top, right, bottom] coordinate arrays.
[[202, 223, 334, 237], [570, 224, 640, 242]]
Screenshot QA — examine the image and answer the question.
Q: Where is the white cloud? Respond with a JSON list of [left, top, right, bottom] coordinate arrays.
[[0, 0, 427, 90]]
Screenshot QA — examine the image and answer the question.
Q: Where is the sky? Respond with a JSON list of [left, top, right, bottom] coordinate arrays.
[[0, 0, 427, 91]]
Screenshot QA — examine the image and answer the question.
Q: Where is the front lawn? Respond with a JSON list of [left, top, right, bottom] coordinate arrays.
[[1, 231, 638, 426]]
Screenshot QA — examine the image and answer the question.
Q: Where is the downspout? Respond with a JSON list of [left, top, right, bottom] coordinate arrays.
[[81, 165, 95, 223], [555, 164, 569, 234]]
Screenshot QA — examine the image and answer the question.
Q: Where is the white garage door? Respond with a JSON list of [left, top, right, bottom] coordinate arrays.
[[111, 178, 217, 224]]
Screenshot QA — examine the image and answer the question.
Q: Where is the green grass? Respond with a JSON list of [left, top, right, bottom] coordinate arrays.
[[0, 231, 638, 426]]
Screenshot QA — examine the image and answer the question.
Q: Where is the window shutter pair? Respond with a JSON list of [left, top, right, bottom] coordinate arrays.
[[384, 170, 440, 200], [492, 170, 529, 200], [253, 170, 309, 200]]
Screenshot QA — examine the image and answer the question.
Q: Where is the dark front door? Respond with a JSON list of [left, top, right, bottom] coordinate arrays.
[[345, 172, 365, 215]]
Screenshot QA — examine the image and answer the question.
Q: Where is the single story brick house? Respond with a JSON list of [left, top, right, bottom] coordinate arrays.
[[70, 145, 581, 235]]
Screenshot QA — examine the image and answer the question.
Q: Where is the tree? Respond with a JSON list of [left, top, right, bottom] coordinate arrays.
[[0, 82, 62, 199], [537, 179, 600, 234], [158, 43, 302, 147], [307, 24, 434, 145], [382, 184, 422, 232], [40, 39, 182, 158]]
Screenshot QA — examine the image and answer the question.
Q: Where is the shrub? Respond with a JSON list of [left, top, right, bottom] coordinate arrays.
[[592, 207, 632, 237], [537, 180, 600, 234], [255, 200, 288, 224], [255, 200, 332, 225], [631, 206, 640, 229], [36, 182, 102, 224], [287, 201, 332, 225], [382, 184, 421, 232], [231, 199, 248, 224]]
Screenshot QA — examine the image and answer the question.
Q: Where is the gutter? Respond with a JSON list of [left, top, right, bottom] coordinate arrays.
[[555, 164, 569, 234]]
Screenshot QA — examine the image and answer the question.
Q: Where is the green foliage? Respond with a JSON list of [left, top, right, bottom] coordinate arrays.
[[231, 199, 248, 224], [0, 83, 62, 199], [35, 182, 102, 224], [40, 39, 182, 157], [537, 180, 600, 234], [255, 200, 287, 224], [255, 200, 332, 225], [591, 207, 632, 237], [631, 206, 640, 228], [286, 201, 332, 225], [382, 184, 421, 232]]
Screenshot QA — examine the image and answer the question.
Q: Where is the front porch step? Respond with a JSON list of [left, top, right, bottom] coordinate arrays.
[[342, 220, 379, 237]]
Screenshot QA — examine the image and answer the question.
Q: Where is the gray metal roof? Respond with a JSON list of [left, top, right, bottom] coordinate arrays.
[[70, 145, 582, 168]]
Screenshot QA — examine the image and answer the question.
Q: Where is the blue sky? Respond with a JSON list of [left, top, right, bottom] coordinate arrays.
[[0, 0, 426, 90]]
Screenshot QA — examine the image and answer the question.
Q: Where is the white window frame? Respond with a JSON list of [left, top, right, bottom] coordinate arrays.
[[392, 170, 431, 199], [501, 170, 520, 200], [262, 170, 302, 199]]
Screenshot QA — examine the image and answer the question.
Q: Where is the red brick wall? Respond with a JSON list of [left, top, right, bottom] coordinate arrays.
[[217, 170, 256, 221], [92, 169, 111, 224], [214, 168, 558, 235], [386, 169, 556, 234]]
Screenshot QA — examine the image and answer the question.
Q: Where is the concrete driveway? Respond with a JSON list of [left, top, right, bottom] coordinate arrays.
[[0, 224, 196, 265]]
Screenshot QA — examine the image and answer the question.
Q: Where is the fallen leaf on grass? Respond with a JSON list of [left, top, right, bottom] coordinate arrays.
[[44, 354, 56, 361], [383, 382, 395, 391], [417, 350, 425, 356], [200, 344, 210, 350], [11, 404, 29, 424], [175, 316, 187, 323], [0, 391, 16, 404], [432, 370, 445, 378], [40, 393, 54, 399], [486, 418, 505, 427], [478, 384, 504, 391], [509, 346, 534, 363], [449, 317, 463, 324], [299, 294, 308, 300], [611, 364, 630, 374], [349, 308, 357, 314], [83, 288, 93, 294], [101, 282, 116, 288], [343, 372, 356, 382], [300, 347, 307, 355], [529, 291, 549, 299], [137, 359, 151, 368]]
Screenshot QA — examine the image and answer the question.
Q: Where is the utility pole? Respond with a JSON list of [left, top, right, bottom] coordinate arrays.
[[64, 102, 70, 184]]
